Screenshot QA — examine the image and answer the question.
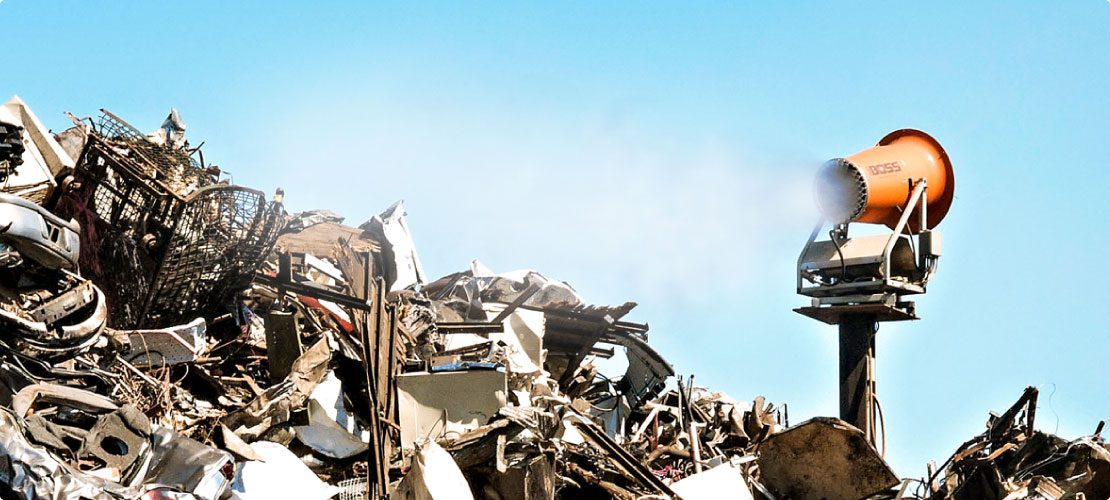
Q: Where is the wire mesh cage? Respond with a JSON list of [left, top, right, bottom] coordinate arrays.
[[55, 110, 285, 328], [336, 477, 368, 500]]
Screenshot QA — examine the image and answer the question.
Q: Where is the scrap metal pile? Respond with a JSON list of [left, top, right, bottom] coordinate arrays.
[[0, 97, 1104, 500]]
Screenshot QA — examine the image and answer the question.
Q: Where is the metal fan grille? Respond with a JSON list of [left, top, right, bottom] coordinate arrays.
[[815, 158, 868, 223]]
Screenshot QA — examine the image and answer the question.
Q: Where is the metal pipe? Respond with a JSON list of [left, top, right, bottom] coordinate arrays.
[[838, 314, 875, 441]]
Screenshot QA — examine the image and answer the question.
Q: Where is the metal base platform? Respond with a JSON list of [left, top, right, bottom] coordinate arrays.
[[794, 303, 917, 325]]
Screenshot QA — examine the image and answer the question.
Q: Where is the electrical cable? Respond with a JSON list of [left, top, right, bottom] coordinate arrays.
[[873, 392, 887, 459], [866, 340, 877, 448], [1013, 441, 1078, 482], [862, 322, 886, 457]]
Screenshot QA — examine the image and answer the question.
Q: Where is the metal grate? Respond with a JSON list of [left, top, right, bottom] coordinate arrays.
[[95, 109, 213, 199], [145, 187, 284, 326], [336, 477, 369, 500], [55, 110, 285, 328]]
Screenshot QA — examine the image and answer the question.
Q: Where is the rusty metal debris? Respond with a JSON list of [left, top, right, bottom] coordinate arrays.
[[53, 109, 284, 329], [0, 96, 1101, 500], [925, 387, 1110, 500]]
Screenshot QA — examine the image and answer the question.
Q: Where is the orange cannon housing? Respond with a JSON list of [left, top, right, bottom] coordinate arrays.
[[816, 129, 954, 232]]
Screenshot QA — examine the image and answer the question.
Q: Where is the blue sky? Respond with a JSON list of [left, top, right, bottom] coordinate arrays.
[[2, 1, 1108, 476]]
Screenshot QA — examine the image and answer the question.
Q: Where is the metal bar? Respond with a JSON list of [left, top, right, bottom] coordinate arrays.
[[557, 322, 610, 389], [357, 255, 375, 500], [919, 184, 928, 233], [803, 278, 925, 297], [814, 293, 896, 306], [253, 272, 374, 312], [613, 320, 649, 332], [488, 283, 541, 324], [882, 181, 927, 284], [373, 278, 390, 499], [797, 218, 826, 293], [361, 280, 385, 499], [918, 186, 930, 270], [588, 346, 616, 358], [386, 297, 399, 445], [571, 420, 678, 497], [435, 322, 505, 334], [690, 422, 703, 473], [140, 195, 189, 327]]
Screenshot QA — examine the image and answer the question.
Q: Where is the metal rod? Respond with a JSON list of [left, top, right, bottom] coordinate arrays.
[[797, 218, 826, 293], [919, 184, 928, 232], [488, 283, 541, 324], [882, 180, 927, 283]]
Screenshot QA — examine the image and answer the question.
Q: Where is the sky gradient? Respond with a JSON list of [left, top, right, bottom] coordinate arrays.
[[2, 1, 1108, 476]]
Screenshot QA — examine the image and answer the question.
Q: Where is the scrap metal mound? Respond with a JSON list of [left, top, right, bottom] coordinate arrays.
[[0, 97, 1103, 500]]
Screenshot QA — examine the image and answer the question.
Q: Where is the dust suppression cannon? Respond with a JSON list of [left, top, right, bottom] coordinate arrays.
[[795, 129, 954, 447]]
